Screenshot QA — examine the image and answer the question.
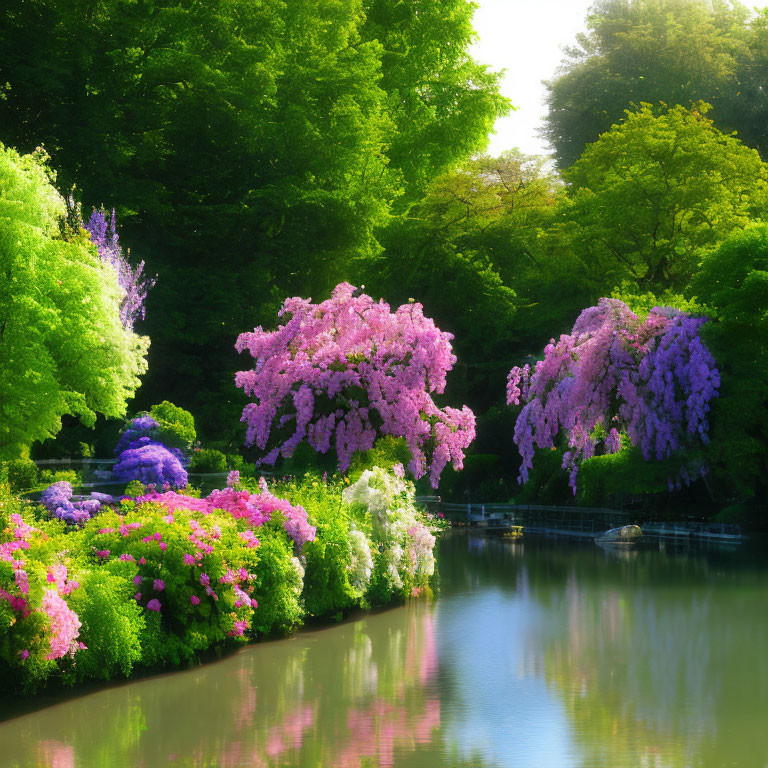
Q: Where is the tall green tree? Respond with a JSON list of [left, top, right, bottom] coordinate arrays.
[[366, 152, 566, 409], [544, 0, 751, 168], [690, 224, 768, 502], [560, 103, 768, 292], [0, 145, 148, 459], [0, 0, 508, 436]]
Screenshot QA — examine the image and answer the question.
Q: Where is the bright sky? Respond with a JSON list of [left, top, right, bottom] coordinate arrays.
[[470, 0, 768, 157]]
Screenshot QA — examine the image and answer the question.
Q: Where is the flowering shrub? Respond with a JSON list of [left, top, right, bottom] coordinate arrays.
[[0, 504, 88, 690], [113, 442, 188, 488], [1, 465, 438, 693], [342, 468, 436, 600], [235, 282, 476, 487], [137, 479, 316, 550], [81, 504, 262, 659], [84, 207, 156, 330], [507, 299, 720, 492], [39, 481, 105, 525]]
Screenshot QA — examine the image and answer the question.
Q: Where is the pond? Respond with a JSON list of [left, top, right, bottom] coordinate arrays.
[[1, 533, 767, 767]]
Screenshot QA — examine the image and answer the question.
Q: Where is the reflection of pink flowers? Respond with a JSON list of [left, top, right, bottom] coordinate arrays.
[[265, 705, 316, 758], [38, 740, 75, 768]]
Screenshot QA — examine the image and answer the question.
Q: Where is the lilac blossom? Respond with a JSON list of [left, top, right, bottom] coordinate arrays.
[[507, 299, 720, 493], [84, 208, 156, 329]]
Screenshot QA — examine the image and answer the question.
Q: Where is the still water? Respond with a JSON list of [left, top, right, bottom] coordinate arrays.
[[1, 533, 767, 768]]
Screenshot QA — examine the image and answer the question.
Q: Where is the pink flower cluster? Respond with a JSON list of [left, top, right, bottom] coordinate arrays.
[[138, 482, 315, 549], [0, 514, 35, 617], [234, 283, 476, 487], [507, 299, 720, 492], [2, 514, 86, 662], [41, 590, 82, 660]]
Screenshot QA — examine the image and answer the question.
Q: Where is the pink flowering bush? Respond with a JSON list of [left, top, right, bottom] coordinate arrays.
[[136, 479, 316, 550], [1, 464, 439, 693], [235, 283, 476, 487], [507, 299, 720, 492], [81, 503, 263, 662]]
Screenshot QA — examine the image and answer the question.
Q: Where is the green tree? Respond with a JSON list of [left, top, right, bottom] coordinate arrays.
[[544, 0, 751, 168], [560, 103, 768, 292], [361, 0, 510, 203], [689, 224, 768, 501], [0, 145, 148, 459], [0, 0, 508, 438]]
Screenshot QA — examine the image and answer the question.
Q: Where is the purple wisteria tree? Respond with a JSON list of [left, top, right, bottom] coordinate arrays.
[[235, 283, 476, 487], [506, 298, 720, 493]]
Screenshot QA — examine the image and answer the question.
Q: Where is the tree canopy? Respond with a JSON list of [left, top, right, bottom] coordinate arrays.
[[544, 0, 758, 168], [0, 0, 509, 433], [560, 103, 768, 291], [0, 145, 148, 459]]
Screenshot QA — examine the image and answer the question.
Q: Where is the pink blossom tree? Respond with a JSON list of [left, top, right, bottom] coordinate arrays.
[[235, 283, 475, 487], [507, 298, 720, 493]]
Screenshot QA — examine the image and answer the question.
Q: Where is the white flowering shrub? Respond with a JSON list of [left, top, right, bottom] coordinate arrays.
[[343, 468, 436, 600]]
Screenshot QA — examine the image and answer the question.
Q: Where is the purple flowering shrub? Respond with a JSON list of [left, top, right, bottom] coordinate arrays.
[[84, 207, 156, 330], [507, 298, 720, 492], [39, 481, 106, 525], [235, 283, 476, 488], [113, 441, 188, 489]]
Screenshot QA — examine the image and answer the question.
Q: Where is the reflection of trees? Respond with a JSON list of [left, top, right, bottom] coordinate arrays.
[[0, 602, 456, 768], [438, 533, 768, 768], [519, 543, 768, 768]]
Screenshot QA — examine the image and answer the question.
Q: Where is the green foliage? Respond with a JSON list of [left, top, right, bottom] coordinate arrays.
[[610, 282, 702, 318], [123, 480, 146, 497], [7, 459, 38, 492], [0, 0, 507, 436], [513, 448, 572, 505], [65, 563, 145, 682], [0, 144, 149, 460], [149, 401, 196, 452], [576, 447, 676, 507], [248, 527, 304, 636], [225, 454, 256, 478], [188, 449, 227, 474], [544, 0, 753, 168], [348, 436, 412, 481], [561, 104, 768, 292], [278, 474, 357, 619], [689, 224, 768, 500], [39, 469, 81, 488]]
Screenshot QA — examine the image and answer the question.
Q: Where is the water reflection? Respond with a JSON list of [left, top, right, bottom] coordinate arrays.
[[3, 534, 768, 767], [437, 534, 768, 768], [1, 601, 463, 768]]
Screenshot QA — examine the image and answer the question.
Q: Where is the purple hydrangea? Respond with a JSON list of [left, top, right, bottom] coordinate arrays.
[[39, 482, 104, 525], [114, 416, 160, 456], [113, 442, 188, 488]]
